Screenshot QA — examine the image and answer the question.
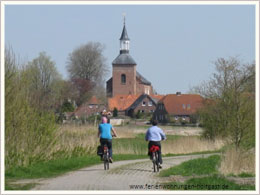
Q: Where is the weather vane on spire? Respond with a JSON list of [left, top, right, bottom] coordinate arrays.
[[123, 12, 126, 25]]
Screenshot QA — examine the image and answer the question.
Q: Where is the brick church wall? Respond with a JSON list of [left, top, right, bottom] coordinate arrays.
[[136, 81, 153, 95], [112, 64, 136, 96]]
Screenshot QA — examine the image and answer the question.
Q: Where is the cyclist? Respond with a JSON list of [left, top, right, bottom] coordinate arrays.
[[145, 119, 166, 168], [98, 116, 118, 163]]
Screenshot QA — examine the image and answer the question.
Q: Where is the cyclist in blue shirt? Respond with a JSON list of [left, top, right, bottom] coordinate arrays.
[[98, 116, 117, 163], [145, 119, 166, 168]]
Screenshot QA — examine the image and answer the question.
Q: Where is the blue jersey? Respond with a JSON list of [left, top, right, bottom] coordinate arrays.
[[99, 123, 113, 139]]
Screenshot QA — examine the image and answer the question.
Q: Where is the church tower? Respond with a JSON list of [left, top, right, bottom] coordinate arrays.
[[111, 18, 137, 96]]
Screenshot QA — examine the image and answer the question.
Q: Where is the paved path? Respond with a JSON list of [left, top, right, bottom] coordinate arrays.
[[32, 153, 216, 190]]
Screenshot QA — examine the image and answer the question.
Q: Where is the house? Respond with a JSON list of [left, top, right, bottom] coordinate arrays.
[[108, 94, 140, 116], [125, 94, 164, 117], [73, 96, 106, 119], [153, 92, 203, 123], [106, 19, 154, 97], [108, 94, 164, 117]]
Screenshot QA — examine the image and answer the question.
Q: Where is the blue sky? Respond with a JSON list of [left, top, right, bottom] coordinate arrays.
[[5, 4, 255, 94]]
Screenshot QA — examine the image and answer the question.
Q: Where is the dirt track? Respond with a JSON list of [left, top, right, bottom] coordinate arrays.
[[32, 153, 216, 190]]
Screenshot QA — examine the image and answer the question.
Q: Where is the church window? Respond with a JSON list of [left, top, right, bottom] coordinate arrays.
[[121, 74, 126, 84]]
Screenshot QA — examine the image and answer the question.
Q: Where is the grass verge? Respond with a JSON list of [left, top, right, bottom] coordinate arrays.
[[159, 155, 220, 177], [5, 182, 37, 190], [159, 155, 255, 190]]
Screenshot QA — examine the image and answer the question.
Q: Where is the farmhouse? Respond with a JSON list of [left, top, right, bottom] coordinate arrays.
[[153, 93, 203, 123]]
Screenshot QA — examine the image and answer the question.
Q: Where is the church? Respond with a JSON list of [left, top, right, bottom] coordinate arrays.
[[106, 20, 164, 116], [106, 20, 154, 97]]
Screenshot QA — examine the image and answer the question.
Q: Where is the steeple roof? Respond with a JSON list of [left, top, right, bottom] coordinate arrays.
[[112, 53, 136, 65], [119, 24, 130, 40]]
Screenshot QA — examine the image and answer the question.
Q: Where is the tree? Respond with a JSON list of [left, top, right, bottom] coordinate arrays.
[[70, 78, 94, 105], [192, 57, 255, 149], [67, 42, 108, 84], [66, 42, 108, 105], [23, 52, 62, 111]]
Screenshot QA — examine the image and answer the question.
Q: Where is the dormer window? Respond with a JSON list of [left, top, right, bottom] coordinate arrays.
[[121, 74, 126, 84]]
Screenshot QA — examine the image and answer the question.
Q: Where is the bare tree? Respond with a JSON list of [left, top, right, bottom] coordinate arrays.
[[66, 42, 108, 105], [67, 42, 108, 85]]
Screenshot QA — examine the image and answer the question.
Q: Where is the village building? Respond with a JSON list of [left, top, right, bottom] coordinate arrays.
[[73, 96, 106, 119], [108, 94, 164, 116], [153, 93, 203, 123]]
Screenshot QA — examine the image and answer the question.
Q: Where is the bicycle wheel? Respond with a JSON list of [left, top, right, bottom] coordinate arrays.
[[152, 152, 156, 172], [104, 154, 107, 170], [155, 152, 160, 172], [106, 160, 109, 170]]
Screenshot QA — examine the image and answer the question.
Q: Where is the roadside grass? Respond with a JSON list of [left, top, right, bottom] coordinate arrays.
[[159, 155, 221, 177], [5, 182, 37, 190], [159, 155, 255, 190], [227, 172, 255, 178], [5, 155, 101, 179], [219, 147, 255, 176], [164, 175, 255, 190]]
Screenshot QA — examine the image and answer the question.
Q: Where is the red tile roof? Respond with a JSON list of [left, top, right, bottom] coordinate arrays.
[[160, 94, 203, 115], [108, 94, 164, 111], [150, 94, 165, 101], [108, 94, 140, 111]]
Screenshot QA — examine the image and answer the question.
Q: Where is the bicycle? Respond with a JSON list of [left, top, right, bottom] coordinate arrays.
[[149, 145, 160, 172], [102, 134, 117, 170], [102, 144, 110, 170]]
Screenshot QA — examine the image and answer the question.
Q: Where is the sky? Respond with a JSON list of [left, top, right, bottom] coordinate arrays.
[[5, 4, 255, 95]]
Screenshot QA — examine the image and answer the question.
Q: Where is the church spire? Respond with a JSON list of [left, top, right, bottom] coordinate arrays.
[[119, 14, 130, 54]]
